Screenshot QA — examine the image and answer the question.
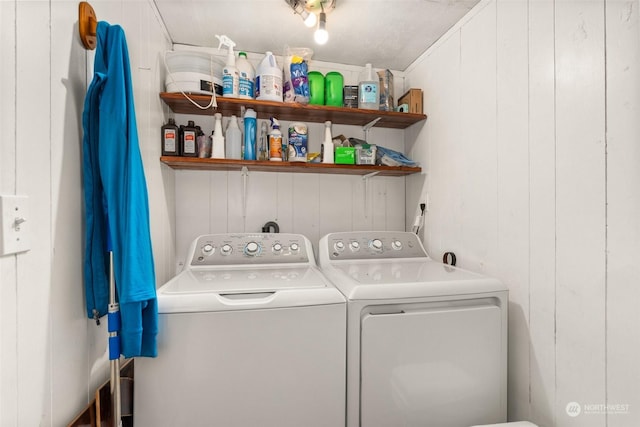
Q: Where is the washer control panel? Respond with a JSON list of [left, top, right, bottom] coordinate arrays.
[[190, 233, 309, 266], [325, 231, 427, 260]]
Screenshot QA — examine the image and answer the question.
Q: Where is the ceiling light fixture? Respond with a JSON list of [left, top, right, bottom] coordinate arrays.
[[285, 0, 336, 44], [314, 10, 328, 45]]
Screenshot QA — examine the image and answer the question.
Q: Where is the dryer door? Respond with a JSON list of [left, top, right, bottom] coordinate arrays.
[[360, 299, 505, 427]]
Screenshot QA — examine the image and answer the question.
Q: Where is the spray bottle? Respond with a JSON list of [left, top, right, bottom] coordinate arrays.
[[268, 118, 283, 161], [211, 113, 225, 159], [216, 35, 239, 98], [322, 120, 334, 164]]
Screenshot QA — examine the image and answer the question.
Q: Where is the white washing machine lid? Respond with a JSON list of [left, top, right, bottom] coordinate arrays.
[[157, 265, 345, 313], [321, 258, 506, 300]]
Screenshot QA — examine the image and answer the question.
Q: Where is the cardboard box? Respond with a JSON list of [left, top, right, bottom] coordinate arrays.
[[335, 147, 356, 165], [398, 89, 423, 114]]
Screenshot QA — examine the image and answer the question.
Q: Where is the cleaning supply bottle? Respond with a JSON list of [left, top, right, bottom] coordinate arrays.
[[243, 108, 257, 160], [216, 35, 239, 98], [268, 118, 283, 161], [181, 120, 198, 157], [211, 113, 225, 159], [256, 51, 283, 102], [322, 120, 334, 164], [358, 63, 379, 110], [161, 118, 179, 156], [225, 115, 242, 159], [236, 51, 255, 99]]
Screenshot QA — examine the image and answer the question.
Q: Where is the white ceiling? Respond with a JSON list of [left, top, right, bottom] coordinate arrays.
[[153, 0, 480, 71]]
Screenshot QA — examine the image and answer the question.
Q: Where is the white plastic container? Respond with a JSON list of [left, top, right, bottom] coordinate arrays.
[[256, 51, 283, 102], [236, 52, 255, 99], [211, 113, 225, 159], [217, 35, 239, 98], [322, 121, 334, 164], [225, 115, 242, 159], [164, 50, 223, 95], [358, 63, 380, 110], [268, 118, 283, 161]]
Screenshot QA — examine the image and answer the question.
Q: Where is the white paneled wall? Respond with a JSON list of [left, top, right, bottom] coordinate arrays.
[[0, 1, 171, 425], [406, 0, 640, 426]]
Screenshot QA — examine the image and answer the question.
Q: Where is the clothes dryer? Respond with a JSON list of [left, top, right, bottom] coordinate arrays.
[[318, 231, 508, 427], [135, 233, 346, 427]]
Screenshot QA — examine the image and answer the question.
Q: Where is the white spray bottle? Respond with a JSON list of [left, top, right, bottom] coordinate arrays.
[[216, 35, 239, 98], [211, 113, 225, 159], [322, 121, 334, 164]]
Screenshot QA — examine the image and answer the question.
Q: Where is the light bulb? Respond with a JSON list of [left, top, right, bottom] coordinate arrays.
[[302, 10, 317, 27], [314, 12, 328, 45]]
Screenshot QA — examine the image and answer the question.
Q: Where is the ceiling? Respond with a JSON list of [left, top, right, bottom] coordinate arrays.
[[153, 0, 480, 71]]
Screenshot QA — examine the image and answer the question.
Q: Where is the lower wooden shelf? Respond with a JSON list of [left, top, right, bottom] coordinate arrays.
[[160, 156, 421, 177]]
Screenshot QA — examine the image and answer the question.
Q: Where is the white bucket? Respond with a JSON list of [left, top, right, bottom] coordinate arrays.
[[164, 50, 224, 96]]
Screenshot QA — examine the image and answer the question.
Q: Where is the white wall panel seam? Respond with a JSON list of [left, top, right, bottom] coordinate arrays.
[[602, 2, 609, 424]]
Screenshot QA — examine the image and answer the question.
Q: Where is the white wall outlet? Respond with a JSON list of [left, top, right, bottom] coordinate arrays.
[[0, 195, 30, 256]]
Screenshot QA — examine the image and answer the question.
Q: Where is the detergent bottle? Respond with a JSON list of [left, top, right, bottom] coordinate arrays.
[[216, 35, 239, 98], [256, 51, 283, 102], [236, 52, 255, 99], [358, 63, 379, 110]]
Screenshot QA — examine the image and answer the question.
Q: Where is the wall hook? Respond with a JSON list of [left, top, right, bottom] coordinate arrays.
[[78, 1, 98, 50]]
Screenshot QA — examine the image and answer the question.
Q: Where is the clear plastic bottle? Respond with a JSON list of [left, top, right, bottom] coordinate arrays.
[[236, 52, 255, 99], [322, 121, 334, 164], [358, 63, 379, 110], [225, 115, 242, 159]]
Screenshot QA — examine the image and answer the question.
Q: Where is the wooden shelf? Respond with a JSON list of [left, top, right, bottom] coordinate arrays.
[[160, 157, 421, 177], [160, 92, 427, 129]]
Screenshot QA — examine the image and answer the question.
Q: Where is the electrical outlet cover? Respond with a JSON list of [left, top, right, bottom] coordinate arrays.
[[0, 195, 30, 256]]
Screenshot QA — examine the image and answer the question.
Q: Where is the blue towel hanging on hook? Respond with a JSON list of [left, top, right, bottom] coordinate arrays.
[[82, 21, 158, 358]]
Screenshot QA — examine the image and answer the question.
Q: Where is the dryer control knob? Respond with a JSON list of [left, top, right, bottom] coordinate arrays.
[[391, 240, 403, 250], [221, 244, 233, 255], [272, 243, 283, 253], [370, 239, 383, 251], [334, 241, 345, 252], [290, 243, 300, 252], [244, 242, 260, 256], [202, 244, 214, 255]]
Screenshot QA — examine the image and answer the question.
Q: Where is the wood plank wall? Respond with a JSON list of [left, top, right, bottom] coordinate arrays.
[[405, 0, 640, 426]]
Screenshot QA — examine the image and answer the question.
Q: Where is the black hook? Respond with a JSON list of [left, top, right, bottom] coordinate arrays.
[[262, 221, 280, 233], [443, 252, 457, 266]]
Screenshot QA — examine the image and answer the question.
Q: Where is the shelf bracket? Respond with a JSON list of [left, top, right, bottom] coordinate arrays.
[[362, 117, 382, 143]]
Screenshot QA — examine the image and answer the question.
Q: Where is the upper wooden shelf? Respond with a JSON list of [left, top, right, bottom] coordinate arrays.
[[160, 157, 421, 177], [160, 92, 427, 129]]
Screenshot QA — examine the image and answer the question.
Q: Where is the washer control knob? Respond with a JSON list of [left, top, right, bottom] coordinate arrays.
[[334, 241, 345, 252], [290, 243, 300, 252], [202, 243, 214, 255], [350, 241, 360, 251], [220, 244, 233, 255], [391, 240, 403, 250], [273, 243, 283, 253], [370, 239, 383, 251], [244, 242, 260, 256]]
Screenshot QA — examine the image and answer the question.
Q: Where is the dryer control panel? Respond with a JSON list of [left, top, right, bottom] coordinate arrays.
[[323, 231, 428, 260], [189, 233, 310, 266]]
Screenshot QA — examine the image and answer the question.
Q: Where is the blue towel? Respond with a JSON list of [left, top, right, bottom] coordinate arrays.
[[82, 21, 157, 358]]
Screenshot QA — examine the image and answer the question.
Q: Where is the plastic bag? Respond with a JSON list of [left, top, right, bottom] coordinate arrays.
[[283, 47, 313, 104], [375, 145, 419, 167]]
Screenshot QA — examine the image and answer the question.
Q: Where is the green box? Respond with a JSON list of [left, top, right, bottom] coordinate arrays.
[[335, 147, 356, 164]]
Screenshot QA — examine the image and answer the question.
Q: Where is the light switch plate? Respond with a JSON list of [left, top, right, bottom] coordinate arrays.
[[0, 195, 30, 256]]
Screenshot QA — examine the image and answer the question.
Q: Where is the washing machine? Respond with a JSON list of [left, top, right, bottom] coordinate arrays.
[[135, 233, 346, 427], [318, 231, 508, 427]]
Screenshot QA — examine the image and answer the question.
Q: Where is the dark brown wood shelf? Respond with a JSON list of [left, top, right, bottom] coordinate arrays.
[[160, 157, 421, 177], [160, 92, 427, 129]]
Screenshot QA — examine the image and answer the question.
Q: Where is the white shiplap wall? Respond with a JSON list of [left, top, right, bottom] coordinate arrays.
[[0, 1, 171, 425], [405, 0, 640, 426]]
